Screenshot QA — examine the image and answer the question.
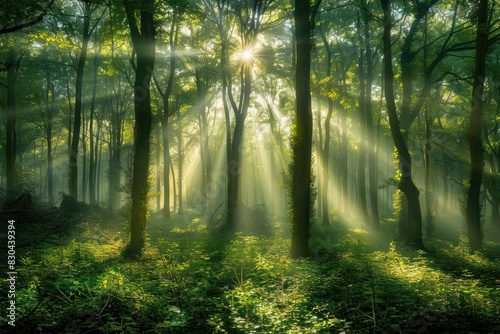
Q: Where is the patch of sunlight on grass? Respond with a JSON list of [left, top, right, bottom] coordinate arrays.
[[372, 241, 497, 316], [350, 227, 368, 235], [170, 226, 184, 233]]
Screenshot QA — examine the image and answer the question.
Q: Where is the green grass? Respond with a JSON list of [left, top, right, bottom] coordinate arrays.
[[1, 212, 499, 333]]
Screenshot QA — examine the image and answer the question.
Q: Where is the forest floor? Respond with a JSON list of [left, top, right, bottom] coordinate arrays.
[[1, 207, 499, 333]]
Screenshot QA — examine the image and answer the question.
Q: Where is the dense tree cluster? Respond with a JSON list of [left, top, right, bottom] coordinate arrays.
[[1, 0, 499, 256]]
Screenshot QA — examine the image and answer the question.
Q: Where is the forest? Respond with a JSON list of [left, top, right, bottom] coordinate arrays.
[[1, 0, 500, 332]]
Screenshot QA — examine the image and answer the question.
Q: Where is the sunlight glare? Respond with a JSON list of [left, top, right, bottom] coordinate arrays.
[[242, 49, 253, 61]]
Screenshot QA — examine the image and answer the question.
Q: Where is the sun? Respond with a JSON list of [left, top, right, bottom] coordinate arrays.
[[242, 49, 253, 61]]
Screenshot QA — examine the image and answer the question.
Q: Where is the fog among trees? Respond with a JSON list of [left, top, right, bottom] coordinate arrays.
[[1, 0, 500, 332]]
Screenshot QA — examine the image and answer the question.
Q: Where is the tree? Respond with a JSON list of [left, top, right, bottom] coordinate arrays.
[[315, 8, 340, 226], [123, 0, 156, 257], [291, 0, 321, 258], [4, 44, 18, 191], [69, 1, 100, 199], [203, 0, 275, 231], [466, 0, 489, 251], [380, 0, 424, 248], [0, 0, 55, 35], [153, 3, 181, 219], [361, 0, 380, 229]]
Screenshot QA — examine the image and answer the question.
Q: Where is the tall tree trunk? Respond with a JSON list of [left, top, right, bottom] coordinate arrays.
[[321, 99, 334, 225], [69, 1, 92, 199], [363, 2, 380, 229], [196, 69, 210, 213], [45, 71, 55, 204], [225, 61, 252, 230], [466, 0, 488, 251], [208, 0, 265, 231], [162, 106, 171, 218], [423, 18, 433, 237], [424, 103, 433, 236], [65, 67, 73, 185], [339, 56, 349, 216], [156, 122, 161, 212], [442, 155, 449, 212], [318, 19, 333, 226], [89, 48, 99, 205], [170, 160, 177, 212], [291, 0, 319, 258], [340, 106, 349, 216], [315, 101, 323, 223], [6, 46, 17, 191], [357, 16, 369, 225], [177, 110, 183, 214], [124, 0, 155, 257], [381, 0, 423, 248], [154, 16, 178, 219], [81, 115, 87, 202]]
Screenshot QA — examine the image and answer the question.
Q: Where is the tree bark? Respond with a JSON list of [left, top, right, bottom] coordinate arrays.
[[177, 109, 183, 214], [423, 17, 433, 237], [362, 2, 380, 229], [196, 69, 211, 212], [108, 81, 123, 212], [466, 0, 488, 251], [69, 1, 92, 199], [6, 46, 17, 191], [318, 18, 334, 226], [291, 0, 319, 258], [45, 72, 55, 204], [124, 0, 156, 257], [89, 47, 99, 205], [357, 14, 369, 225], [381, 0, 423, 248], [162, 103, 171, 218]]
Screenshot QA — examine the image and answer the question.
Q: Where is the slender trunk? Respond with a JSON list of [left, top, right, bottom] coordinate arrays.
[[170, 161, 177, 212], [315, 100, 323, 223], [466, 0, 488, 251], [318, 20, 332, 226], [424, 103, 433, 236], [196, 69, 210, 212], [492, 198, 500, 227], [97, 138, 103, 203], [6, 46, 17, 191], [89, 49, 98, 205], [162, 108, 171, 218], [363, 2, 380, 229], [340, 106, 349, 215], [70, 2, 92, 199], [381, 0, 423, 248], [156, 17, 178, 219], [156, 122, 161, 212], [177, 111, 183, 214], [65, 68, 73, 181], [45, 72, 55, 204], [357, 18, 369, 225], [226, 62, 252, 230], [201, 106, 210, 211], [423, 18, 433, 236], [321, 99, 333, 226], [81, 117, 87, 202]]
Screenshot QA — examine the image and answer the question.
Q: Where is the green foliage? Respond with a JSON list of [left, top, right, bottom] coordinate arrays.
[[3, 213, 500, 333]]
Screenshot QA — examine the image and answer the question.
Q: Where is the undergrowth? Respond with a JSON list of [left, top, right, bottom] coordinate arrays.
[[1, 213, 499, 333]]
